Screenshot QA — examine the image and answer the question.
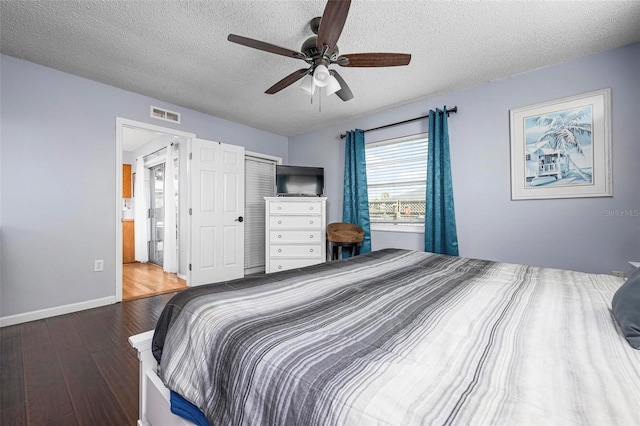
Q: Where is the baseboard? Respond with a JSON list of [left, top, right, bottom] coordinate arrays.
[[0, 296, 116, 327]]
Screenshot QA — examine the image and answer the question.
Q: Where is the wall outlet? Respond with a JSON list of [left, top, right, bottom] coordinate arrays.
[[612, 270, 625, 278], [94, 259, 104, 272]]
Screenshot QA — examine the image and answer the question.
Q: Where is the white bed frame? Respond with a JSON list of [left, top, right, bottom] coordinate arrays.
[[129, 331, 196, 426]]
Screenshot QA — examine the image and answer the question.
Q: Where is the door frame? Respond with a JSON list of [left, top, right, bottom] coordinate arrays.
[[115, 118, 195, 302]]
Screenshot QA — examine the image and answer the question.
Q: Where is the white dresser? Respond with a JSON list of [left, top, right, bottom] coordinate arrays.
[[265, 197, 327, 273]]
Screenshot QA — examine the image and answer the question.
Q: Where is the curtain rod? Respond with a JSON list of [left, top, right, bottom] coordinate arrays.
[[142, 142, 177, 159], [339, 106, 457, 139]]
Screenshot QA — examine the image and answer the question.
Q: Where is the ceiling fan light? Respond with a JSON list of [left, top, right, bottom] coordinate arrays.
[[299, 74, 315, 95], [325, 75, 341, 96], [313, 65, 330, 87]]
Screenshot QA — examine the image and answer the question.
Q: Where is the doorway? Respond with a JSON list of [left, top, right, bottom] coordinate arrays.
[[116, 118, 195, 302], [116, 118, 277, 300]]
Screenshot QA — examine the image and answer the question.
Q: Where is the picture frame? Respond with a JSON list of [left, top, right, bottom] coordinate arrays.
[[509, 88, 612, 200]]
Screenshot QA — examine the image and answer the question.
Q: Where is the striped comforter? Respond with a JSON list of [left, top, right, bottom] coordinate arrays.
[[152, 249, 640, 425]]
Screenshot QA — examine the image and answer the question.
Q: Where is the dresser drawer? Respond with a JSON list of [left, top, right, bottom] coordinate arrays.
[[269, 216, 322, 229], [265, 197, 327, 274], [270, 244, 321, 257], [269, 258, 322, 272], [269, 201, 323, 214], [270, 230, 322, 243]]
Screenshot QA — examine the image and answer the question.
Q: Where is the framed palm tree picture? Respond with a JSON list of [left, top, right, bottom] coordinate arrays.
[[509, 88, 612, 200]]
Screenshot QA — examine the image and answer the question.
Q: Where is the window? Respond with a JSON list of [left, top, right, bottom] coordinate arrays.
[[365, 133, 427, 232]]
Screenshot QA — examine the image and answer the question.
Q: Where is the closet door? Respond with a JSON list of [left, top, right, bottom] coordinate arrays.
[[244, 155, 277, 274]]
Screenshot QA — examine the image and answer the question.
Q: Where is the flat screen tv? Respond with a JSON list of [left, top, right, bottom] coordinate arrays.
[[276, 165, 324, 197]]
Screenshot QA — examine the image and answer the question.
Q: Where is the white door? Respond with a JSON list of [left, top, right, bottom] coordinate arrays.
[[190, 138, 245, 286]]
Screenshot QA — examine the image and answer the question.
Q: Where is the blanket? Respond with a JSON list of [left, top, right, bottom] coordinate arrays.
[[152, 249, 640, 425]]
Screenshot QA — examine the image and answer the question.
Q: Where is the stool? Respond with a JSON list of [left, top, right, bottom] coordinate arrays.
[[327, 222, 364, 260]]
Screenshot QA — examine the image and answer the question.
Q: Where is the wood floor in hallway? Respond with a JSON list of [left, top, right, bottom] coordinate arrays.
[[123, 262, 187, 301]]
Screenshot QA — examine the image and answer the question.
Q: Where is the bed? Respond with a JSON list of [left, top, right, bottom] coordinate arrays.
[[129, 248, 640, 426]]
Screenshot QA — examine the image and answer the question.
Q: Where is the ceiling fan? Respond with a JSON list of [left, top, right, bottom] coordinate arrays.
[[227, 0, 411, 102]]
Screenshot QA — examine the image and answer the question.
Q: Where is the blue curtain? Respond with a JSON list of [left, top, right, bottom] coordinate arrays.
[[343, 129, 371, 257], [425, 108, 459, 256]]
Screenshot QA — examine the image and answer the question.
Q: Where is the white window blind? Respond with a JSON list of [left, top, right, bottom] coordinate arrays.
[[365, 133, 428, 229], [245, 155, 276, 272]]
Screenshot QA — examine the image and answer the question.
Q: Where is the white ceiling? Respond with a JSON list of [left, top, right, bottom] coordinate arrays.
[[2, 1, 639, 137], [121, 126, 165, 152]]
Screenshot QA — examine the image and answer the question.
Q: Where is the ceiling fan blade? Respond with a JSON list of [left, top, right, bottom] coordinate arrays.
[[316, 0, 351, 51], [339, 53, 411, 67], [265, 69, 310, 94], [228, 34, 306, 60], [329, 70, 353, 101]]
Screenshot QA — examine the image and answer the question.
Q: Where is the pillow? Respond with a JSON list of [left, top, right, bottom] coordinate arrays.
[[612, 266, 640, 349]]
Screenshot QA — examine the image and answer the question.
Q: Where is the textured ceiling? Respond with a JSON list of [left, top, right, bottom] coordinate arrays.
[[2, 1, 639, 137]]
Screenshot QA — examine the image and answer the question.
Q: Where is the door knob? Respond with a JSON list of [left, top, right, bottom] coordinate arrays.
[[235, 216, 244, 222]]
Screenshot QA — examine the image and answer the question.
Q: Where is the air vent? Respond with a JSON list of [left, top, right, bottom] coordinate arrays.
[[150, 106, 181, 124]]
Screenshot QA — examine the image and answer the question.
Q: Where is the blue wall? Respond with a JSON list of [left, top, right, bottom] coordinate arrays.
[[0, 55, 288, 319], [1, 43, 638, 322], [289, 43, 640, 275]]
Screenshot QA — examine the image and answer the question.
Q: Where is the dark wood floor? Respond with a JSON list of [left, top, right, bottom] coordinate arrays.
[[0, 292, 177, 425]]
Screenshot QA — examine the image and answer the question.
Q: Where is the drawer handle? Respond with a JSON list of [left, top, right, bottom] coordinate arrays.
[[309, 206, 314, 210], [310, 220, 314, 224], [278, 234, 282, 238], [310, 248, 314, 253], [278, 249, 282, 253], [278, 206, 282, 210], [278, 265, 282, 270], [278, 220, 282, 224], [309, 234, 314, 239]]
